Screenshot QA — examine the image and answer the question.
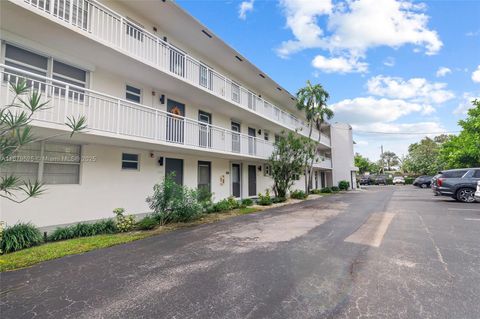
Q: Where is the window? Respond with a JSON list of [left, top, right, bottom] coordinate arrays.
[[169, 47, 185, 77], [0, 142, 81, 184], [231, 83, 240, 103], [3, 44, 89, 94], [442, 170, 468, 178], [293, 173, 300, 181], [274, 134, 280, 144], [198, 161, 211, 192], [126, 85, 141, 103], [473, 170, 480, 178], [43, 143, 81, 184], [52, 60, 87, 88], [5, 44, 48, 77], [264, 132, 269, 141], [264, 164, 271, 177], [122, 153, 139, 170]]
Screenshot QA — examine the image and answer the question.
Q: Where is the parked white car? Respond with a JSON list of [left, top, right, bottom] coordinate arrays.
[[393, 176, 405, 185], [475, 181, 480, 202]]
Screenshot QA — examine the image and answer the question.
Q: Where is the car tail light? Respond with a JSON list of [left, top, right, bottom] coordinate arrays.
[[437, 178, 444, 187]]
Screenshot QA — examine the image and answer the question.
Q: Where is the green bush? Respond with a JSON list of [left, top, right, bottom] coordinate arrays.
[[197, 187, 213, 212], [272, 196, 287, 203], [241, 198, 254, 206], [320, 187, 332, 193], [48, 219, 118, 242], [331, 186, 340, 192], [290, 189, 307, 199], [227, 196, 240, 209], [386, 178, 393, 185], [258, 190, 272, 206], [338, 180, 350, 190], [137, 215, 158, 230], [310, 189, 322, 195], [1, 223, 43, 253], [210, 199, 232, 212], [146, 174, 203, 224], [113, 208, 136, 232], [405, 177, 415, 185]]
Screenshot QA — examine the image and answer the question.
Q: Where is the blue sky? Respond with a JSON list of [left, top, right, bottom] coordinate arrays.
[[177, 0, 480, 160]]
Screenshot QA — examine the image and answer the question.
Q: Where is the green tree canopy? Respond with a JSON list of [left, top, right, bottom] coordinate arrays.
[[439, 100, 480, 168], [402, 136, 446, 175]]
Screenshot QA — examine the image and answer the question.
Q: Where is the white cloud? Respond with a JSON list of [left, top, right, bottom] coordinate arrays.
[[383, 57, 395, 67], [277, 0, 442, 62], [312, 55, 368, 73], [353, 122, 445, 136], [239, 0, 255, 20], [472, 65, 480, 83], [366, 75, 454, 104], [453, 93, 480, 115], [330, 97, 427, 124], [436, 67, 451, 77], [277, 0, 333, 57]]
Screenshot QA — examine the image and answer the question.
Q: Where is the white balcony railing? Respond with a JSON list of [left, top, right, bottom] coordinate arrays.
[[313, 157, 332, 169], [1, 65, 275, 158], [14, 0, 329, 146]]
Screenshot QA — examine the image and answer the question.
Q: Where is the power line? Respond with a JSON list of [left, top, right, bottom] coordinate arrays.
[[353, 130, 461, 135]]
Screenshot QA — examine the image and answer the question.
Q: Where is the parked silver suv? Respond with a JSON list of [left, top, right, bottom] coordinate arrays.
[[432, 168, 480, 203]]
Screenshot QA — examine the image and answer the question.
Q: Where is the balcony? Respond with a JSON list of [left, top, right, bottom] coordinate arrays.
[[1, 65, 275, 159], [10, 0, 329, 147], [313, 157, 332, 169]]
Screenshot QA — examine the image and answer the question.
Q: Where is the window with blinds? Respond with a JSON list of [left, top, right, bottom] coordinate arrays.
[[0, 142, 81, 185]]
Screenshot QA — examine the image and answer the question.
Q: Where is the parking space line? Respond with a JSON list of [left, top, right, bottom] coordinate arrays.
[[448, 208, 480, 212], [464, 218, 480, 221]]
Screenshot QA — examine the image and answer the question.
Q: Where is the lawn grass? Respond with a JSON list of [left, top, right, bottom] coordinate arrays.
[[0, 206, 261, 272]]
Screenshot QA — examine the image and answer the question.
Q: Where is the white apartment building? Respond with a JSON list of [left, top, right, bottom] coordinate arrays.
[[0, 0, 357, 228]]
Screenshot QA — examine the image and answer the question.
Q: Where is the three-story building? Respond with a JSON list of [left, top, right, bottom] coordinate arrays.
[[0, 0, 357, 228]]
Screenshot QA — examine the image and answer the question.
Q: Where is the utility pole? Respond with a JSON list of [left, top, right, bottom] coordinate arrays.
[[380, 145, 384, 174]]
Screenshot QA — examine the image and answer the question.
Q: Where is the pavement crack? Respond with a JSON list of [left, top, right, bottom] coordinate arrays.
[[417, 213, 454, 279]]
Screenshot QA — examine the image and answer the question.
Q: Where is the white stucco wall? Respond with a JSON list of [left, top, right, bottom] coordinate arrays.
[[330, 123, 357, 189], [1, 143, 272, 228]]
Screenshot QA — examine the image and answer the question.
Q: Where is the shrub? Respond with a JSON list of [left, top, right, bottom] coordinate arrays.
[[48, 219, 118, 242], [137, 215, 158, 230], [227, 196, 240, 209], [405, 177, 415, 185], [241, 198, 254, 207], [1, 223, 43, 253], [272, 196, 287, 203], [310, 189, 322, 195], [147, 174, 202, 224], [258, 190, 272, 206], [386, 178, 393, 185], [331, 186, 340, 192], [210, 199, 230, 213], [197, 188, 213, 212], [338, 180, 350, 190], [113, 208, 136, 232], [290, 189, 307, 199], [320, 187, 332, 193], [48, 226, 75, 241]]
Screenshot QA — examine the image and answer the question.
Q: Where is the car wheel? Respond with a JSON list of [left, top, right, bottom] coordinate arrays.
[[420, 183, 428, 188], [456, 188, 476, 203]]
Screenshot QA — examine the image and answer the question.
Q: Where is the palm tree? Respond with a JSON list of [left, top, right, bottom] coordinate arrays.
[[296, 81, 333, 193]]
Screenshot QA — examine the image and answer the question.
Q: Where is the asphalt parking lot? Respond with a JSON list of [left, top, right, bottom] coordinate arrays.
[[1, 186, 479, 318]]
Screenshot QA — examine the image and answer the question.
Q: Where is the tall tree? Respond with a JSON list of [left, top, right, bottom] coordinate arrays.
[[439, 100, 480, 168], [402, 136, 446, 175], [380, 151, 399, 171], [1, 81, 86, 203], [355, 153, 373, 174], [296, 80, 333, 193]]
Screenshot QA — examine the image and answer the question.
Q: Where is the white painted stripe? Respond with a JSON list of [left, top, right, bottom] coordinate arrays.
[[464, 218, 480, 221], [448, 208, 480, 211], [344, 213, 396, 248]]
